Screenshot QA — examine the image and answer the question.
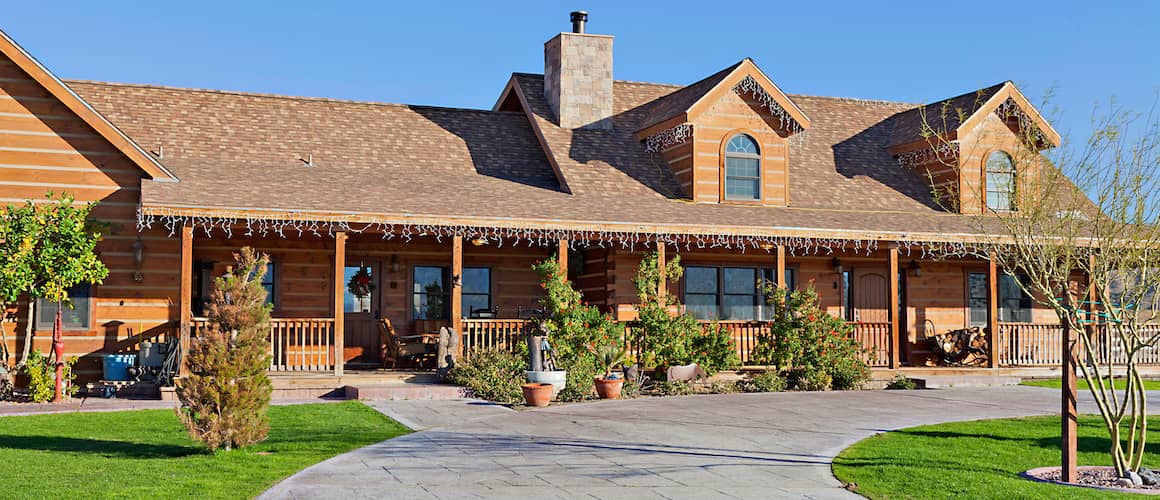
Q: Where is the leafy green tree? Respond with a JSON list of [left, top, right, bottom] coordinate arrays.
[[754, 286, 869, 390], [177, 247, 273, 451], [531, 257, 621, 400], [0, 193, 107, 400], [631, 251, 739, 373]]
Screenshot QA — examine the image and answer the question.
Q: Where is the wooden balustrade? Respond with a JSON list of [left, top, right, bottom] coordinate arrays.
[[852, 322, 892, 367], [997, 322, 1064, 366], [461, 319, 530, 354], [190, 317, 336, 372], [712, 321, 769, 365]]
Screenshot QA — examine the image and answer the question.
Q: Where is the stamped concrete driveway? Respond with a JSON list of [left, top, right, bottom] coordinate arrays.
[[262, 387, 1091, 499]]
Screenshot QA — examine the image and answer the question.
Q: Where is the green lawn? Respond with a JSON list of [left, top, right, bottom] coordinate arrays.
[[0, 401, 409, 499], [833, 415, 1160, 499], [1021, 378, 1160, 391]]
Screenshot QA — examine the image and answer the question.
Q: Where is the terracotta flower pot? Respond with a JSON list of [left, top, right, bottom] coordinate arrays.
[[521, 382, 553, 407], [594, 377, 624, 399]]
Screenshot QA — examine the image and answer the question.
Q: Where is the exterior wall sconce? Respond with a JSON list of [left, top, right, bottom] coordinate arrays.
[[831, 257, 843, 274], [389, 254, 400, 273], [451, 274, 462, 288], [909, 260, 922, 277], [131, 237, 145, 282], [759, 242, 774, 251], [470, 236, 488, 247]]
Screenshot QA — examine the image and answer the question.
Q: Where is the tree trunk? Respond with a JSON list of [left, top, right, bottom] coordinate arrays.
[[52, 301, 63, 402], [16, 300, 34, 372]]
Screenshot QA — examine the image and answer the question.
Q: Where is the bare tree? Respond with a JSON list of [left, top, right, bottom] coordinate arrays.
[[919, 92, 1160, 478]]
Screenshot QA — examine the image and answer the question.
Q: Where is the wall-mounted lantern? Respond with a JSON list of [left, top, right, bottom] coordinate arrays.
[[831, 257, 843, 275], [908, 260, 923, 277], [131, 237, 145, 282]]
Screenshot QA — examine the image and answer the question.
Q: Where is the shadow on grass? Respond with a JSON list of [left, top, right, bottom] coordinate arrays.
[[898, 429, 1160, 455], [0, 435, 204, 458]]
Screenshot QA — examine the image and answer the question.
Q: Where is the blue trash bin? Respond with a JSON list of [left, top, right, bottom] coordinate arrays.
[[102, 354, 137, 381]]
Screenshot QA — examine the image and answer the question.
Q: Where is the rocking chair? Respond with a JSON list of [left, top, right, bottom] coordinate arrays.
[[379, 318, 438, 368]]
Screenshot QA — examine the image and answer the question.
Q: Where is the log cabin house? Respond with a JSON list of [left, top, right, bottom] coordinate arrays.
[[0, 14, 1143, 389]]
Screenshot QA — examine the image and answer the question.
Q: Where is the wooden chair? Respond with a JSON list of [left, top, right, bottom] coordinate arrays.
[[379, 318, 438, 369]]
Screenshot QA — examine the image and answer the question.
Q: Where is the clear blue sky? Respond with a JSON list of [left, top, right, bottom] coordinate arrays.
[[4, 1, 1158, 151]]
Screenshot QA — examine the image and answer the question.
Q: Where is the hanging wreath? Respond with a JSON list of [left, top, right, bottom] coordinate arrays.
[[347, 266, 375, 299]]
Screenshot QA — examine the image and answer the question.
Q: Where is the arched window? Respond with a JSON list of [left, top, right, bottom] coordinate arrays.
[[985, 151, 1016, 211], [724, 134, 761, 201]]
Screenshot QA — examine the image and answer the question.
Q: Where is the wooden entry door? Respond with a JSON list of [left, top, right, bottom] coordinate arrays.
[[852, 268, 889, 323], [343, 261, 381, 366]]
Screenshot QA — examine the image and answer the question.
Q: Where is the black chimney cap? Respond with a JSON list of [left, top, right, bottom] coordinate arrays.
[[570, 11, 588, 33]]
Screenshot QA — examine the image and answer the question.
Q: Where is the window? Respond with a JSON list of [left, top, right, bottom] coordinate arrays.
[[413, 266, 450, 320], [999, 274, 1033, 322], [724, 134, 761, 201], [36, 284, 91, 331], [758, 268, 796, 320], [412, 266, 490, 320], [986, 151, 1016, 211], [683, 266, 768, 320], [462, 267, 492, 317], [250, 261, 276, 307], [967, 272, 988, 327]]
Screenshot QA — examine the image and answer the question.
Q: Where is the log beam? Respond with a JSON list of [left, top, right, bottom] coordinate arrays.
[[557, 239, 568, 278], [889, 245, 900, 369], [333, 232, 346, 376], [178, 226, 193, 377], [657, 243, 667, 300], [776, 245, 787, 289], [452, 236, 464, 358]]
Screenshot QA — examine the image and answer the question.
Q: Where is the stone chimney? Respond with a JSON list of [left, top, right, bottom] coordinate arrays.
[[543, 11, 613, 130]]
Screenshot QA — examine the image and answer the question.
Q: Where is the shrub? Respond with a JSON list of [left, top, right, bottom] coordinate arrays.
[[753, 286, 870, 391], [652, 380, 693, 396], [24, 349, 76, 402], [177, 248, 273, 451], [630, 252, 740, 374], [532, 257, 623, 401], [738, 371, 787, 393], [447, 347, 525, 404], [707, 381, 740, 394], [789, 366, 833, 391], [885, 374, 917, 390]]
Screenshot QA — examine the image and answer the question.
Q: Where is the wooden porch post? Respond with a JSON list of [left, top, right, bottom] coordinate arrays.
[[451, 236, 463, 357], [656, 243, 666, 300], [178, 226, 193, 376], [557, 239, 568, 277], [987, 253, 1000, 369], [333, 232, 346, 377], [776, 245, 787, 290], [888, 245, 900, 369]]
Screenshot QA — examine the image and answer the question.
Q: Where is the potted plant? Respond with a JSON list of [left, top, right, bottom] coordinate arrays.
[[520, 382, 553, 407], [591, 342, 628, 399]]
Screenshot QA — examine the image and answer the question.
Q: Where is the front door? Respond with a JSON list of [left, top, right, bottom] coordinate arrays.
[[343, 261, 381, 367], [852, 268, 889, 323]]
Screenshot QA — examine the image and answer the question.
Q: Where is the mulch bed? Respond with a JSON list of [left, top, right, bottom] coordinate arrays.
[[1024, 466, 1160, 494]]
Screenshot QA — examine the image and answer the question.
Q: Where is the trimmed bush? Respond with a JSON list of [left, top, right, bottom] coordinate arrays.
[[886, 374, 917, 390], [753, 286, 870, 391], [738, 371, 787, 393], [447, 347, 525, 404], [24, 349, 76, 402], [177, 247, 273, 451]]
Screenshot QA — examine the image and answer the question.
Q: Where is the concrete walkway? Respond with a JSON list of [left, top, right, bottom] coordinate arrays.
[[262, 386, 1101, 499]]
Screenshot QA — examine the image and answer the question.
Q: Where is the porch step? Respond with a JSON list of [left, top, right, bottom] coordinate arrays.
[[269, 371, 438, 399], [344, 383, 469, 401], [911, 375, 1022, 389]]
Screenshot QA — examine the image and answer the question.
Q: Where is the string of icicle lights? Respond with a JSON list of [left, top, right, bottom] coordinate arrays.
[[138, 209, 977, 259]]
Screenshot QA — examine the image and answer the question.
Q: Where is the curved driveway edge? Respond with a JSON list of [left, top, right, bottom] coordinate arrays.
[[262, 387, 1092, 499]]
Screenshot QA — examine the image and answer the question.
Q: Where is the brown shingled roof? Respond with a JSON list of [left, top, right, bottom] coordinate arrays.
[[888, 82, 1006, 147], [67, 76, 992, 241]]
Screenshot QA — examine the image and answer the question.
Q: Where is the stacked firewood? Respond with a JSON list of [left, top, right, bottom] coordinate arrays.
[[928, 327, 989, 366]]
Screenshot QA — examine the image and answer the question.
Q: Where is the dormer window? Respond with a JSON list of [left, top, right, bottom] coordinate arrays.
[[985, 151, 1016, 211], [724, 134, 761, 201]]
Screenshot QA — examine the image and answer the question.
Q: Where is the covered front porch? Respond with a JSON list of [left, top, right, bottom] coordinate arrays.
[[171, 226, 1158, 375]]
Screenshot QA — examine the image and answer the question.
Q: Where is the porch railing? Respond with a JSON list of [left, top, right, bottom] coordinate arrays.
[[852, 322, 892, 368], [998, 322, 1160, 367], [462, 319, 530, 353], [459, 318, 891, 368], [191, 317, 336, 372]]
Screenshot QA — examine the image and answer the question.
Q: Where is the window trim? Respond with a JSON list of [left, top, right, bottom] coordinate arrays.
[[35, 284, 94, 332], [984, 150, 1017, 212], [719, 131, 763, 203], [411, 265, 452, 321], [682, 264, 772, 321], [461, 266, 493, 318], [998, 273, 1034, 323]]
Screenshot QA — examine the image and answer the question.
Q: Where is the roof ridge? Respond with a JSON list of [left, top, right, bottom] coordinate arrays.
[[64, 79, 518, 115], [788, 93, 917, 107]]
